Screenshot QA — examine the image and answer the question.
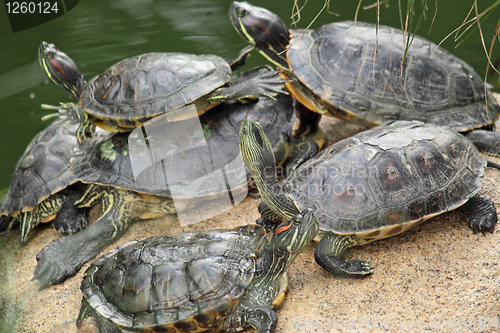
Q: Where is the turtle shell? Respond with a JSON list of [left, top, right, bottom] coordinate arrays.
[[79, 52, 231, 129], [70, 93, 295, 199], [80, 224, 266, 331], [287, 21, 500, 131], [283, 120, 486, 239], [0, 120, 80, 217]]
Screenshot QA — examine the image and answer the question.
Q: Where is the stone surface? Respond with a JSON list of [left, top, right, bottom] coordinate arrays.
[[1, 95, 500, 333]]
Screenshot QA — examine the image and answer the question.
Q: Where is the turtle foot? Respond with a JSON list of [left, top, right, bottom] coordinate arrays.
[[314, 234, 373, 276], [33, 235, 88, 289], [52, 192, 88, 235], [247, 66, 287, 100], [316, 255, 374, 277], [457, 194, 497, 234], [41, 103, 95, 142]]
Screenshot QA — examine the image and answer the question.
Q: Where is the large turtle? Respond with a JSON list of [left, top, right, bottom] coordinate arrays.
[[33, 79, 324, 289], [239, 119, 497, 276], [76, 209, 318, 333], [39, 41, 285, 142], [229, 2, 500, 157], [0, 119, 110, 243]]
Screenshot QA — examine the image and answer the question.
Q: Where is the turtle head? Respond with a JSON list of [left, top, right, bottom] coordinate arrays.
[[272, 208, 318, 256], [239, 118, 299, 220], [229, 2, 290, 70], [239, 117, 277, 178], [39, 42, 85, 102]]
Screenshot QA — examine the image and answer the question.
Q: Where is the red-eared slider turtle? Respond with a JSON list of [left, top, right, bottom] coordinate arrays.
[[76, 210, 318, 333], [33, 79, 324, 289], [0, 119, 110, 244], [230, 2, 500, 157], [239, 119, 497, 276], [39, 41, 286, 142]]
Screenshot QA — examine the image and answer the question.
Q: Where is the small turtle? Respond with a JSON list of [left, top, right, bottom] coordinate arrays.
[[39, 41, 285, 142], [77, 209, 318, 333], [229, 2, 500, 156], [33, 80, 323, 289], [0, 119, 110, 243], [239, 119, 497, 276]]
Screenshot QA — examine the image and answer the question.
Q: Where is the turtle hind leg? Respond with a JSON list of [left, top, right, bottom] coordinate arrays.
[[456, 194, 497, 234], [314, 233, 374, 276], [52, 191, 88, 235], [466, 129, 500, 158]]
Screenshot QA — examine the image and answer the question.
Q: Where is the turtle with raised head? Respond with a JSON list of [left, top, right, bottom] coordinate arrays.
[[39, 41, 285, 141], [77, 209, 318, 333], [239, 118, 497, 276], [33, 78, 324, 289], [229, 2, 500, 157]]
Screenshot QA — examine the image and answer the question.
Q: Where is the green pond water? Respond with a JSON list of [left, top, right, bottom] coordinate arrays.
[[0, 0, 498, 190]]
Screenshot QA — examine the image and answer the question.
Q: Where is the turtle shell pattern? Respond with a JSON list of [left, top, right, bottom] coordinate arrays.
[[0, 120, 79, 216], [283, 121, 486, 240], [71, 93, 295, 199], [80, 52, 231, 127], [81, 224, 266, 331], [287, 21, 500, 131]]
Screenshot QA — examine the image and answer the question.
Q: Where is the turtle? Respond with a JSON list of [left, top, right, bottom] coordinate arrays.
[[229, 2, 500, 157], [239, 118, 498, 276], [76, 209, 318, 333], [38, 41, 286, 142], [0, 119, 111, 244], [33, 77, 324, 289]]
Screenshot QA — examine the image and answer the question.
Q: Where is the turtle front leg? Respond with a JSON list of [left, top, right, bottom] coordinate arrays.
[[314, 233, 374, 276], [222, 306, 278, 333], [466, 129, 500, 158], [456, 194, 497, 234], [41, 103, 96, 142], [210, 66, 286, 103], [33, 187, 136, 289], [228, 45, 254, 71], [20, 192, 67, 244]]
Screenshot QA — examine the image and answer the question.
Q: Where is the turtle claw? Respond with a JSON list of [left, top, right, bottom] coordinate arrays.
[[41, 103, 95, 142], [457, 194, 497, 235], [251, 66, 288, 99], [342, 258, 374, 276], [315, 249, 374, 276]]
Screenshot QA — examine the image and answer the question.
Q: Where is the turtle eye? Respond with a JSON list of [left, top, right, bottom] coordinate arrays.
[[293, 214, 303, 224], [236, 7, 247, 17]]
